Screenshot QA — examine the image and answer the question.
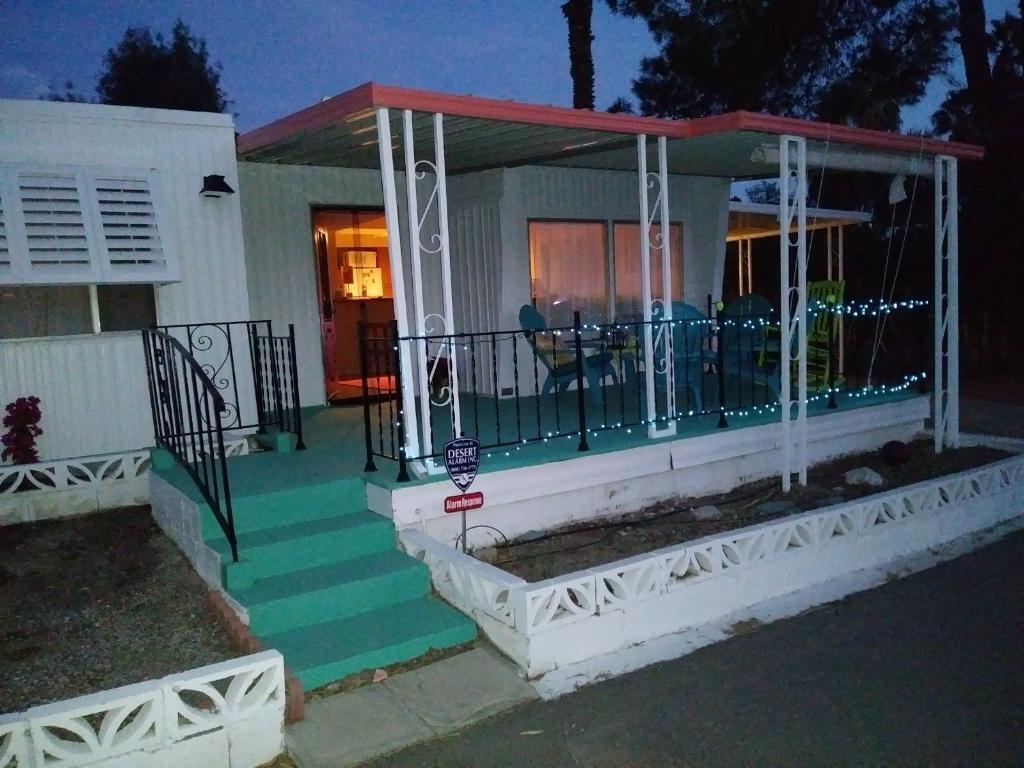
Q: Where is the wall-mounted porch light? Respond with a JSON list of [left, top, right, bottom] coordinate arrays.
[[200, 174, 235, 198]]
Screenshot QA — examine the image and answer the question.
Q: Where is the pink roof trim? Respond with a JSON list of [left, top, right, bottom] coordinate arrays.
[[237, 82, 984, 161]]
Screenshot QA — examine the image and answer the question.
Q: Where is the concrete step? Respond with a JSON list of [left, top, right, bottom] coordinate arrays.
[[201, 477, 368, 539], [212, 511, 395, 589], [234, 550, 430, 636], [264, 597, 478, 692]]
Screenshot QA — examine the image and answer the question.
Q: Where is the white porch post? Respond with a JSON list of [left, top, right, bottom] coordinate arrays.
[[657, 136, 676, 425], [779, 135, 808, 490], [637, 134, 676, 438], [376, 107, 421, 462], [400, 110, 461, 473], [933, 154, 960, 452]]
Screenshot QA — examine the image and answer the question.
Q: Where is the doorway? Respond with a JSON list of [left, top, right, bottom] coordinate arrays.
[[312, 208, 395, 404]]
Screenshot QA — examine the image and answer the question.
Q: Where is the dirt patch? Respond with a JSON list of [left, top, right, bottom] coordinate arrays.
[[484, 441, 1012, 582], [0, 505, 236, 714]]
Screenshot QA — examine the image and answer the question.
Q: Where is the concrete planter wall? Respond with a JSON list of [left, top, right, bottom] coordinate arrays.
[[0, 650, 285, 768], [0, 450, 151, 526], [401, 453, 1024, 679]]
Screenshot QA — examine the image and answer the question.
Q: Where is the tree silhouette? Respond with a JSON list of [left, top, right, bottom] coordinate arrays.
[[95, 20, 229, 112], [607, 0, 955, 130]]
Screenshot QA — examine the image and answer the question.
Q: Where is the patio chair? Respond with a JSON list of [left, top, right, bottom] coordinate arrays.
[[519, 304, 617, 405], [666, 301, 716, 413], [719, 293, 781, 401], [805, 280, 845, 392], [756, 280, 846, 394]]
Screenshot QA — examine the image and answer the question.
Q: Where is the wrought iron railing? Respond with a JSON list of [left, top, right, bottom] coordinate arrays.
[[251, 323, 306, 450], [157, 320, 304, 448], [141, 328, 238, 562], [360, 309, 783, 481], [359, 301, 927, 482]]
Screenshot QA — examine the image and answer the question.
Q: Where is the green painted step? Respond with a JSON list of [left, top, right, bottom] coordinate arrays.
[[201, 478, 367, 539], [263, 597, 478, 691], [213, 512, 395, 589], [232, 550, 430, 635]]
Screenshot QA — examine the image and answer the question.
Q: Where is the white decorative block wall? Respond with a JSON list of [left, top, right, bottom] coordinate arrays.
[[0, 650, 284, 768]]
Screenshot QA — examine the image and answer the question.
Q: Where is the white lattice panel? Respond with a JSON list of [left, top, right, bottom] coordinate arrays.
[[3, 651, 283, 768], [400, 529, 523, 627], [0, 450, 150, 496]]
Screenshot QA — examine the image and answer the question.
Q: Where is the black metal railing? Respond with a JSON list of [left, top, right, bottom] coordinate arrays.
[[141, 328, 238, 562], [158, 320, 304, 447], [359, 299, 927, 481], [251, 323, 306, 450], [360, 309, 781, 480]]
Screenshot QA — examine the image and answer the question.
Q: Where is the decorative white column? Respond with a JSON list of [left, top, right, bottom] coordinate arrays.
[[637, 134, 676, 438], [401, 109, 461, 473], [376, 107, 421, 462], [933, 155, 960, 452], [779, 135, 808, 490]]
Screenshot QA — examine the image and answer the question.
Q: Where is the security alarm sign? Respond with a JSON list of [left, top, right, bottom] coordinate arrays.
[[443, 437, 480, 492]]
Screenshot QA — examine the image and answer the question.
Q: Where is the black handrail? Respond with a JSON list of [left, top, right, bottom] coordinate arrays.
[[142, 328, 238, 562]]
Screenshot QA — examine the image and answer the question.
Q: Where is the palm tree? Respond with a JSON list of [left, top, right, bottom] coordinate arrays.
[[562, 0, 595, 110]]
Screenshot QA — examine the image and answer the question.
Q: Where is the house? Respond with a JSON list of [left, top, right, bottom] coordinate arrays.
[[0, 84, 980, 690]]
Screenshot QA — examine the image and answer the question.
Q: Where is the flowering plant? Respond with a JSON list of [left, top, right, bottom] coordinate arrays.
[[2, 396, 43, 464]]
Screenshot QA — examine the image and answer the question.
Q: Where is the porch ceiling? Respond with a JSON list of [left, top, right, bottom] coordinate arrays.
[[237, 82, 984, 178]]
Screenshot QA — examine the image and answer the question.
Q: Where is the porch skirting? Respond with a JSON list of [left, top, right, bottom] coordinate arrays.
[[374, 396, 931, 547]]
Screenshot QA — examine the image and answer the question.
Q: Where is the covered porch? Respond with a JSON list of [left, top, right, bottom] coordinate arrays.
[[237, 82, 977, 494]]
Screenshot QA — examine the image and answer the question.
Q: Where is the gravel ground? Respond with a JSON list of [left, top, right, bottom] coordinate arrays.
[[0, 505, 237, 714], [485, 440, 1011, 581]]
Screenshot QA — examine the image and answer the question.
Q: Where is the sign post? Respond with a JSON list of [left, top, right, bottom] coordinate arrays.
[[443, 436, 481, 551]]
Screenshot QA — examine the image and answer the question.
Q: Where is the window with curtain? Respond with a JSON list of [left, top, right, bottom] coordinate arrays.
[[613, 223, 683, 319], [528, 221, 608, 327]]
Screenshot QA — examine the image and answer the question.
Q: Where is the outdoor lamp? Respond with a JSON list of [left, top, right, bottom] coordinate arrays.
[[200, 174, 235, 198]]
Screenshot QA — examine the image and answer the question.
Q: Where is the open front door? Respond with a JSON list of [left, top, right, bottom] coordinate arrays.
[[312, 208, 396, 404]]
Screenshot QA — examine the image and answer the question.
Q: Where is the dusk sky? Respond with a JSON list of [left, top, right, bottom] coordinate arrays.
[[1, 0, 1017, 134]]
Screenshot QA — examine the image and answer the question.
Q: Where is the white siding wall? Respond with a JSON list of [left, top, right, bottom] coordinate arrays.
[[0, 333, 152, 458], [446, 170, 506, 394], [0, 100, 249, 460]]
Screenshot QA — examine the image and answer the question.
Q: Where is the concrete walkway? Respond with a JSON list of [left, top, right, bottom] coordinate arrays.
[[364, 527, 1024, 767], [286, 647, 536, 768]]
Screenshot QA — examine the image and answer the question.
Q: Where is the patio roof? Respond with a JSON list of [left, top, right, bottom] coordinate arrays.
[[726, 201, 872, 241], [237, 82, 984, 178]]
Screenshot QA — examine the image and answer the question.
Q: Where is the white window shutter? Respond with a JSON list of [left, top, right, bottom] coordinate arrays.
[[0, 164, 178, 285], [91, 172, 172, 280], [17, 171, 93, 279]]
